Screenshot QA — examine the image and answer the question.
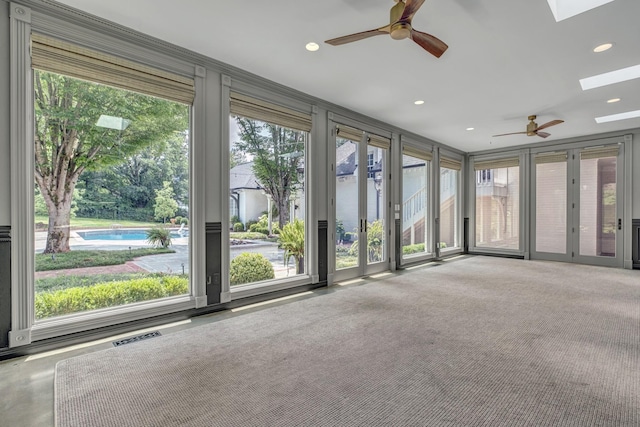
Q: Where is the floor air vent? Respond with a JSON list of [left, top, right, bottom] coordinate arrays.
[[113, 331, 161, 347]]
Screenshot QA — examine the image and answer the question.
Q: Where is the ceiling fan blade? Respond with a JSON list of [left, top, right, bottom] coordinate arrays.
[[325, 26, 390, 46], [536, 131, 551, 138], [400, 0, 426, 21], [491, 132, 528, 137], [410, 30, 448, 58], [535, 119, 564, 131]]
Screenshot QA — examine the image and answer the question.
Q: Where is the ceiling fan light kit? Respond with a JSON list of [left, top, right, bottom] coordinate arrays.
[[324, 0, 448, 58]]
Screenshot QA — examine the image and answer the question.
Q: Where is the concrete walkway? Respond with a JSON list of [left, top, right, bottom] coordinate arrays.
[[35, 231, 299, 279]]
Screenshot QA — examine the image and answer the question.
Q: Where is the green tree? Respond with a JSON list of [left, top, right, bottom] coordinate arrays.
[[232, 117, 304, 227], [34, 70, 188, 252], [154, 181, 178, 223]]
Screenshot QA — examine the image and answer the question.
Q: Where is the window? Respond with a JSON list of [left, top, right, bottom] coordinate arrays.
[[229, 92, 309, 287], [440, 157, 461, 250], [474, 158, 520, 250], [402, 145, 432, 259], [32, 35, 192, 320]]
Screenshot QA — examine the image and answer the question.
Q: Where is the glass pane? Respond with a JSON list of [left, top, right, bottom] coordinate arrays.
[[335, 138, 359, 270], [440, 167, 459, 249], [402, 154, 429, 258], [475, 166, 519, 250], [34, 70, 190, 320], [579, 156, 616, 257], [535, 161, 567, 253], [366, 146, 385, 264], [229, 116, 306, 286]]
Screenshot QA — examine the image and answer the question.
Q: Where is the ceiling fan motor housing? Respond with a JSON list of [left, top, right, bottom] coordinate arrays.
[[390, 1, 411, 40], [527, 118, 538, 136]]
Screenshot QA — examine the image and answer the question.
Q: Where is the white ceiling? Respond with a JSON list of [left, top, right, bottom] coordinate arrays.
[[53, 0, 640, 152]]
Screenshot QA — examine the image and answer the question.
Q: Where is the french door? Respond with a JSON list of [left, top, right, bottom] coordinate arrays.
[[532, 144, 623, 267], [334, 125, 390, 281]]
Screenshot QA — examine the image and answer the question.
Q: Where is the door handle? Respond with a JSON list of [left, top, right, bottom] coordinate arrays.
[[618, 218, 622, 230], [360, 219, 363, 233]]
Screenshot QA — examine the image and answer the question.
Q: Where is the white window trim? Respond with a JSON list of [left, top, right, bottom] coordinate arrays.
[[9, 3, 206, 347]]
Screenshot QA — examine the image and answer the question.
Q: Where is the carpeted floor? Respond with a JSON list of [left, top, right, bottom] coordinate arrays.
[[55, 256, 640, 426]]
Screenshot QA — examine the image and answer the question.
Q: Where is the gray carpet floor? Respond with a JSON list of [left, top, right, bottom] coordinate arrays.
[[55, 256, 640, 426]]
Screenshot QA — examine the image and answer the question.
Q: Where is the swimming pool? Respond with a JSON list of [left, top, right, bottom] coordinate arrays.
[[77, 229, 187, 241]]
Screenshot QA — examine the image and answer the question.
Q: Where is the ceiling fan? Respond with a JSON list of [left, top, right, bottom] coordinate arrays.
[[492, 115, 564, 139], [324, 0, 448, 58]]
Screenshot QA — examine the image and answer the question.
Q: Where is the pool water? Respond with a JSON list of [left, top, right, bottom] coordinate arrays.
[[77, 229, 187, 241]]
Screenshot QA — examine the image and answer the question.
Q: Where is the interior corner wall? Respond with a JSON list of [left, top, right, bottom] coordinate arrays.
[[0, 2, 10, 224], [0, 1, 12, 349]]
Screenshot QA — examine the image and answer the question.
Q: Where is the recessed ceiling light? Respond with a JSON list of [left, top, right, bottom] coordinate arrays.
[[414, 100, 425, 105], [547, 0, 615, 22], [305, 42, 319, 52], [593, 43, 613, 53], [595, 110, 640, 123], [580, 64, 640, 90], [607, 98, 621, 103], [466, 127, 474, 131]]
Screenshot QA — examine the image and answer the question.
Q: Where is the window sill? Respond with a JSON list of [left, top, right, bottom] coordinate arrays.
[[230, 276, 312, 300], [31, 295, 196, 342]]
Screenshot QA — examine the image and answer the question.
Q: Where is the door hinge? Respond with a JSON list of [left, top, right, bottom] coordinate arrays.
[[572, 227, 575, 233], [572, 178, 575, 184], [572, 251, 575, 257]]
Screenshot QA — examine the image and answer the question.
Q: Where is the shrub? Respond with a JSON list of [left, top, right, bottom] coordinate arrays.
[[230, 215, 241, 225], [344, 232, 356, 243], [180, 217, 188, 225], [245, 219, 258, 230], [403, 243, 425, 255], [146, 226, 172, 248], [233, 222, 245, 232], [229, 232, 269, 240], [229, 253, 274, 286], [35, 275, 188, 319], [174, 215, 183, 224], [249, 224, 269, 235]]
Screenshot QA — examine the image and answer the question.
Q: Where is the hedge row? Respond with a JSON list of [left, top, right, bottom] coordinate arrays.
[[35, 276, 188, 319]]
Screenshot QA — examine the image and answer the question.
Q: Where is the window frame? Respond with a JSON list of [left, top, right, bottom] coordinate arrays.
[[437, 148, 465, 256], [468, 151, 526, 256], [399, 137, 435, 265], [8, 5, 206, 347], [222, 77, 317, 301]]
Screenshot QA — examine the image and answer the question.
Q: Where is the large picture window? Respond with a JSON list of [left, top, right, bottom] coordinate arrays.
[[32, 35, 193, 320], [229, 92, 309, 287]]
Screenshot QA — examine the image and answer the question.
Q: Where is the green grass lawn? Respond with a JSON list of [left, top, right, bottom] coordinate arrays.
[[35, 216, 158, 229], [36, 248, 174, 271]]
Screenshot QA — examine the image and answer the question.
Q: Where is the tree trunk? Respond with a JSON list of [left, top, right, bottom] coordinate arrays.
[[43, 198, 73, 253]]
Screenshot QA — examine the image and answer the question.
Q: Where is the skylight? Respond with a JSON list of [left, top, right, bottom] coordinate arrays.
[[547, 0, 615, 22], [595, 110, 640, 123], [579, 64, 640, 90]]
